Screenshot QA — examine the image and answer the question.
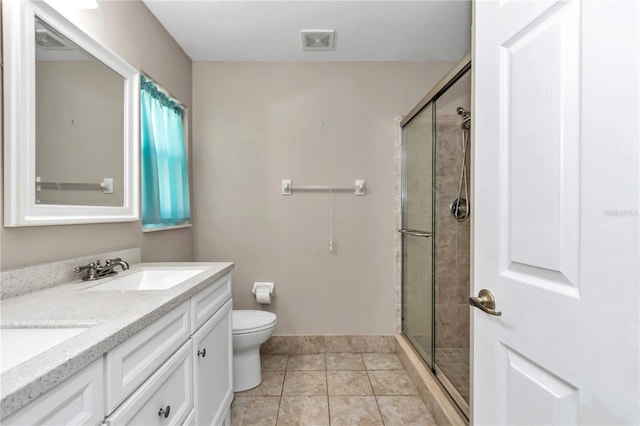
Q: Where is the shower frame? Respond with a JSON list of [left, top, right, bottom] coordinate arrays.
[[400, 54, 471, 416], [400, 56, 471, 128]]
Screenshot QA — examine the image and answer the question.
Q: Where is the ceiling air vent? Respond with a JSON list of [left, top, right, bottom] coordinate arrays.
[[301, 30, 335, 51], [35, 20, 71, 50]]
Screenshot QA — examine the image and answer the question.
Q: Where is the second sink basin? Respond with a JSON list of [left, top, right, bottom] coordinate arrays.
[[85, 268, 206, 292], [1, 327, 88, 373]]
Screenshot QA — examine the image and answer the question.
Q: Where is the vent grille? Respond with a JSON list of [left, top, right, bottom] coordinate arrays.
[[35, 19, 71, 50], [301, 30, 335, 51], [35, 29, 68, 49]]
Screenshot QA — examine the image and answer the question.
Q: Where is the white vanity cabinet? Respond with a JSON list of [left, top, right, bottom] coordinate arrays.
[[1, 272, 233, 426], [2, 358, 104, 426], [104, 272, 233, 426]]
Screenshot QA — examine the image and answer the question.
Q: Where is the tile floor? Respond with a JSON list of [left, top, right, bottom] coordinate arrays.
[[231, 352, 436, 425]]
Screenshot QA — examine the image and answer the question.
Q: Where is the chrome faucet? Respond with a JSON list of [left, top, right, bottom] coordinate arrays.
[[74, 258, 130, 281], [102, 258, 130, 275]]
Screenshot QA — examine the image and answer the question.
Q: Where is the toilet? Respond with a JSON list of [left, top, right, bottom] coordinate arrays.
[[232, 310, 277, 392]]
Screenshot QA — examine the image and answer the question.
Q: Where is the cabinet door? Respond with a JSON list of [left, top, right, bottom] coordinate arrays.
[[3, 358, 103, 426], [192, 299, 233, 426], [105, 342, 193, 426], [182, 410, 195, 426]]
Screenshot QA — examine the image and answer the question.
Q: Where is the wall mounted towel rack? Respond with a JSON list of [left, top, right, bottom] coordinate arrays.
[[281, 179, 366, 196], [36, 177, 114, 194]]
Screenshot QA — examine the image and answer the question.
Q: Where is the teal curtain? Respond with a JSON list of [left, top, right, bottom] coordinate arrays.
[[141, 75, 190, 228]]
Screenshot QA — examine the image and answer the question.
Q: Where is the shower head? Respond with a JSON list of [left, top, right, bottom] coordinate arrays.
[[457, 106, 471, 129]]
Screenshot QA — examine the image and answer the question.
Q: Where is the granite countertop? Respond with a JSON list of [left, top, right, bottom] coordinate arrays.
[[0, 262, 234, 419]]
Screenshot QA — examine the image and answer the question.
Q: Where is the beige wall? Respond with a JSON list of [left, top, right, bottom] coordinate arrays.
[[192, 62, 453, 335], [0, 0, 194, 270]]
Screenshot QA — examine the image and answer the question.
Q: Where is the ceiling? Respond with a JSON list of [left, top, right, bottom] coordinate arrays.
[[142, 1, 471, 62]]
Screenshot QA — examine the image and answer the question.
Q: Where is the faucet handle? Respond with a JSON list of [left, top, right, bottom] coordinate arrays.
[[73, 262, 98, 281], [105, 257, 121, 265], [73, 262, 95, 273]]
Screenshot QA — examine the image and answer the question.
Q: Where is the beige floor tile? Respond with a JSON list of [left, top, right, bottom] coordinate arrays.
[[368, 370, 419, 396], [362, 353, 403, 370], [286, 354, 326, 371], [282, 371, 327, 396], [277, 396, 329, 425], [262, 355, 289, 371], [231, 396, 280, 426], [376, 396, 436, 426], [327, 371, 373, 396], [236, 371, 285, 396], [326, 353, 365, 371], [329, 396, 384, 426]]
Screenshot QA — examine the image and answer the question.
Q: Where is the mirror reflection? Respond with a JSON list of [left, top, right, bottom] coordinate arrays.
[[35, 17, 124, 206]]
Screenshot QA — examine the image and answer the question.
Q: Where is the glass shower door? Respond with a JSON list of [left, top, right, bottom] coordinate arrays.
[[401, 102, 435, 368]]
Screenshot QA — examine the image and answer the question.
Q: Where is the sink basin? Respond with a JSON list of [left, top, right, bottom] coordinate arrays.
[[85, 268, 206, 292], [0, 327, 88, 373]]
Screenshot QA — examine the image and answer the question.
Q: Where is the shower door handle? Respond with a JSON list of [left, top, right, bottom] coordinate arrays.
[[470, 289, 502, 316], [398, 229, 433, 238]]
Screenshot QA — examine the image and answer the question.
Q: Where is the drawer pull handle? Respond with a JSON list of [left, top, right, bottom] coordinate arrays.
[[158, 405, 171, 418], [198, 348, 207, 358]]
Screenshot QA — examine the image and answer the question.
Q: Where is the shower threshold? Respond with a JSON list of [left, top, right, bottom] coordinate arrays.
[[435, 364, 469, 418]]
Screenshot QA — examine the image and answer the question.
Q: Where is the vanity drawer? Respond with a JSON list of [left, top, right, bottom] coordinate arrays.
[[3, 358, 103, 426], [105, 301, 191, 414], [191, 273, 231, 333], [105, 341, 193, 426]]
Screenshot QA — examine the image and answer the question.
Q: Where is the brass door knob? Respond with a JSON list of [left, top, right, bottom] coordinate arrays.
[[469, 289, 502, 316]]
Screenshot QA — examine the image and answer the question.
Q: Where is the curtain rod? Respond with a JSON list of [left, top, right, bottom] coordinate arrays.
[[139, 70, 187, 109]]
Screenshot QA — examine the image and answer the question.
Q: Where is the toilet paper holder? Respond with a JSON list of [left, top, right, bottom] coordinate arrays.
[[252, 282, 275, 298]]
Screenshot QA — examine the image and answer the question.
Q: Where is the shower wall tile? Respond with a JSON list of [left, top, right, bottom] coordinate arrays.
[[394, 116, 403, 334], [434, 115, 470, 352]]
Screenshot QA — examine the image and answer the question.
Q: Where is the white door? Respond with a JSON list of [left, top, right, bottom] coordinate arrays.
[[473, 0, 639, 424]]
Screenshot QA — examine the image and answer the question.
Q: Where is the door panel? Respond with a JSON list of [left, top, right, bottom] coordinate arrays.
[[402, 102, 435, 367], [503, 0, 580, 291], [402, 233, 434, 366], [474, 0, 639, 424], [404, 103, 434, 233], [498, 345, 578, 425]]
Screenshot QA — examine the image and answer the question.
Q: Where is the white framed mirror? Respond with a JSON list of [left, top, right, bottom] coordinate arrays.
[[3, 0, 139, 226]]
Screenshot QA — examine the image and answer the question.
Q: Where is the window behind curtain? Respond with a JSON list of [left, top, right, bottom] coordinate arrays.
[[140, 75, 190, 229]]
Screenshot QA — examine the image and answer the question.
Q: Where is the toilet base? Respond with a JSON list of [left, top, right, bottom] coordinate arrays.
[[233, 346, 262, 392]]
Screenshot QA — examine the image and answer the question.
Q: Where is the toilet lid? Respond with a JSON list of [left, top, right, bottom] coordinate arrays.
[[233, 310, 277, 334]]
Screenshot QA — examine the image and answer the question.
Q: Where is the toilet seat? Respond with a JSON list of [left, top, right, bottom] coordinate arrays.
[[233, 310, 277, 335]]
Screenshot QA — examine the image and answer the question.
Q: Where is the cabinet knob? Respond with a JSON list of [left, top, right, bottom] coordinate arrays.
[[158, 405, 171, 418], [197, 348, 207, 358]]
